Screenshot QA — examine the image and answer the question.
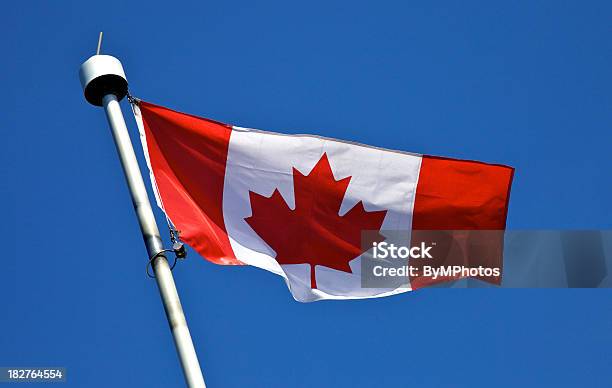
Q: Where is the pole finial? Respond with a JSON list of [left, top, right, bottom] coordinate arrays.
[[96, 32, 103, 55], [79, 54, 127, 106]]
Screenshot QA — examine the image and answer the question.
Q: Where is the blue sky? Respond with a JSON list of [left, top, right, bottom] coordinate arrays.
[[1, 1, 611, 387]]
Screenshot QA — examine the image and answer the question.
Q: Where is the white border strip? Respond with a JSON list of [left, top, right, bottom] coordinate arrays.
[[131, 102, 175, 228]]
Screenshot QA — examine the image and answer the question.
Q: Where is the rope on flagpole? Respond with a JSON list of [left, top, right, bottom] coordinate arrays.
[[146, 243, 187, 278], [127, 91, 140, 105]]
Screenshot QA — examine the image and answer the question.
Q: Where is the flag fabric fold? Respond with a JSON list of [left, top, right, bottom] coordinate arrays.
[[133, 100, 514, 302]]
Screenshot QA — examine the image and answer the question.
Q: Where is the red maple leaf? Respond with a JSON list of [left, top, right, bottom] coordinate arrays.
[[245, 153, 387, 289]]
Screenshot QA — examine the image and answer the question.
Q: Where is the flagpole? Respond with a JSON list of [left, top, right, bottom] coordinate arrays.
[[79, 52, 206, 388]]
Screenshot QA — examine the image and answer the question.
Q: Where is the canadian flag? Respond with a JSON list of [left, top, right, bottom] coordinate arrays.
[[133, 101, 514, 302]]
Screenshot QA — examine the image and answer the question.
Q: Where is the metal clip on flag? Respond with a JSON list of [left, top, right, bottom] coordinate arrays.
[[78, 35, 206, 388]]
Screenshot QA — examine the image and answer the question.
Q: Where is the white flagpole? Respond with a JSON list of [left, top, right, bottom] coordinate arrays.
[[79, 41, 206, 388]]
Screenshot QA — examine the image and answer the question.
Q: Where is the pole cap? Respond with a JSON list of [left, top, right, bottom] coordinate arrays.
[[79, 55, 128, 106]]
